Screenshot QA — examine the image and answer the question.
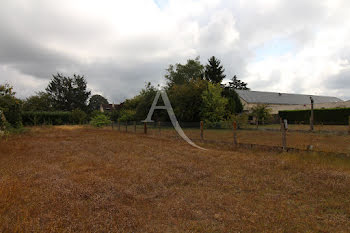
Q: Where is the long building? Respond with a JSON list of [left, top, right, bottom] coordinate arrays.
[[236, 90, 346, 114]]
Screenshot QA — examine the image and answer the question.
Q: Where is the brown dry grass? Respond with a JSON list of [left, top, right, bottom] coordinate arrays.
[[1, 126, 350, 232], [144, 127, 350, 154]]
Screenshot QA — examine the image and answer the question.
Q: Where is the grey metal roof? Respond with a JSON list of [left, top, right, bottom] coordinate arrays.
[[236, 90, 343, 105]]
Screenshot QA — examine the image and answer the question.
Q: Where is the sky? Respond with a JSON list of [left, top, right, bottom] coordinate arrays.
[[0, 0, 349, 102]]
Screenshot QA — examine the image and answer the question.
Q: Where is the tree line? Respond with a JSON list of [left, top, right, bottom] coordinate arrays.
[[0, 55, 250, 130]]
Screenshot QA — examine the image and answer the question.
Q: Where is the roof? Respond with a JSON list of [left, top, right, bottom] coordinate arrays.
[[101, 103, 124, 111], [236, 90, 343, 105]]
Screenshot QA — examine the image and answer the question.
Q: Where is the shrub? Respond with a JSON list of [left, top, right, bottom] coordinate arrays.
[[22, 111, 72, 125], [0, 95, 22, 128], [279, 108, 350, 125], [230, 113, 249, 128], [89, 110, 104, 120], [0, 110, 8, 132], [118, 109, 136, 122], [71, 109, 87, 124], [90, 114, 111, 127]]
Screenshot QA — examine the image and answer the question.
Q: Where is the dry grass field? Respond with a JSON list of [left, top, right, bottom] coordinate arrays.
[[1, 126, 350, 232], [144, 127, 350, 154]]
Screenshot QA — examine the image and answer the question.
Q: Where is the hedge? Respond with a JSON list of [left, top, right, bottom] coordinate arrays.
[[22, 111, 73, 126], [279, 108, 350, 125]]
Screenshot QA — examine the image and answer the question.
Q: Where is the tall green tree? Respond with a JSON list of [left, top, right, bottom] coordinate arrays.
[[88, 94, 109, 111], [201, 83, 228, 122], [227, 75, 249, 90], [46, 73, 91, 111], [205, 56, 226, 84], [0, 83, 22, 128], [168, 79, 208, 122], [23, 92, 52, 111], [165, 57, 204, 87], [122, 82, 158, 121], [222, 87, 243, 114]]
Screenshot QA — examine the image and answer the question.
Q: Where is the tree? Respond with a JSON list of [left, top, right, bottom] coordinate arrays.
[[90, 114, 111, 127], [165, 57, 204, 87], [251, 104, 271, 126], [227, 75, 249, 90], [0, 83, 22, 128], [46, 73, 91, 111], [222, 87, 243, 115], [71, 109, 87, 124], [88, 94, 108, 111], [0, 83, 15, 96], [168, 78, 208, 122], [205, 56, 226, 84], [23, 92, 52, 111], [200, 83, 228, 122], [118, 109, 136, 122]]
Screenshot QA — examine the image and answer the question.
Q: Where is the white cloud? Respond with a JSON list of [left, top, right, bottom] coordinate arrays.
[[0, 0, 349, 101]]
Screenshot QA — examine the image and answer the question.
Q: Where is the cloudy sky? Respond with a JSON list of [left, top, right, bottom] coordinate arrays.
[[1, 0, 349, 102]]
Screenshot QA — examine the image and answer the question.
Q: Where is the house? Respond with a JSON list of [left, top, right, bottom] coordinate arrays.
[[99, 103, 124, 112], [236, 90, 344, 114]]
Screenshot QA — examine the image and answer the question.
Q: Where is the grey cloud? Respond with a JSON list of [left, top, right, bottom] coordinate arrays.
[[0, 0, 349, 103]]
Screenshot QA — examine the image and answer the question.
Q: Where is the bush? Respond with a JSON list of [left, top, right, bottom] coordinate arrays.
[[89, 110, 104, 120], [118, 109, 136, 122], [279, 108, 350, 125], [90, 114, 111, 127], [71, 109, 87, 124], [230, 113, 249, 128], [22, 111, 72, 125], [0, 95, 22, 128], [0, 110, 9, 132]]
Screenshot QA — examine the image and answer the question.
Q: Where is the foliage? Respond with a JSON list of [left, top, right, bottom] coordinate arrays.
[[200, 83, 228, 123], [0, 110, 8, 132], [89, 110, 104, 119], [205, 56, 226, 84], [229, 113, 249, 128], [279, 108, 350, 125], [110, 109, 120, 122], [90, 114, 111, 127], [0, 84, 22, 128], [46, 73, 91, 111], [227, 75, 249, 90], [165, 57, 204, 87], [251, 104, 271, 124], [22, 111, 72, 125], [0, 83, 15, 96], [222, 86, 243, 115], [71, 109, 87, 124], [88, 94, 108, 111], [168, 79, 208, 122], [122, 82, 158, 121], [22, 92, 52, 111], [118, 109, 136, 122]]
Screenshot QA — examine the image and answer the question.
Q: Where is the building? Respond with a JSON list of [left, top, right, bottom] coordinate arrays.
[[99, 103, 124, 112], [236, 90, 344, 114]]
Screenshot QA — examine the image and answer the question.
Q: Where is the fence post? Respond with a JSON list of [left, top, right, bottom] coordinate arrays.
[[111, 121, 114, 130], [126, 121, 128, 132], [134, 121, 136, 133], [348, 116, 350, 135], [158, 121, 161, 135], [233, 121, 237, 146], [310, 97, 314, 131], [118, 120, 120, 131], [200, 121, 204, 140], [144, 122, 147, 134], [281, 118, 287, 151]]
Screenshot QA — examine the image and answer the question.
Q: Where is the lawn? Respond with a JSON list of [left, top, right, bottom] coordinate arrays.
[[1, 126, 350, 232]]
